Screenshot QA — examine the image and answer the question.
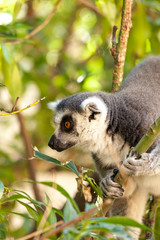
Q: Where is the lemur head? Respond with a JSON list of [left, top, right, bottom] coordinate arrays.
[[48, 92, 109, 152]]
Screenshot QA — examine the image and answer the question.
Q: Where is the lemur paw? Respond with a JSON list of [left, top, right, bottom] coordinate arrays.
[[123, 151, 156, 176], [100, 169, 124, 199]]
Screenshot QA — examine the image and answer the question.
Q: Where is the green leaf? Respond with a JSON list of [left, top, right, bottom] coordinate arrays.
[[1, 194, 27, 203], [17, 200, 40, 222], [90, 216, 151, 231], [44, 194, 63, 218], [84, 173, 102, 198], [2, 190, 45, 211], [27, 180, 80, 214], [0, 181, 4, 200], [45, 193, 50, 205], [11, 189, 45, 212], [34, 150, 79, 176], [0, 210, 34, 220], [63, 199, 78, 222], [13, 189, 34, 200], [52, 207, 63, 218], [47, 208, 57, 225]]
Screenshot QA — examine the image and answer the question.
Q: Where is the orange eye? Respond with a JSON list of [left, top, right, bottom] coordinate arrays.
[[65, 121, 71, 129]]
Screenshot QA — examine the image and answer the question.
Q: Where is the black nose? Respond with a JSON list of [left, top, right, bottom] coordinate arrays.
[[48, 134, 55, 149], [48, 134, 65, 152]]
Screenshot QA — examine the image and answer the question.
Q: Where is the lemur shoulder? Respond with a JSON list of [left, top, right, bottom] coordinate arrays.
[[48, 56, 160, 240]]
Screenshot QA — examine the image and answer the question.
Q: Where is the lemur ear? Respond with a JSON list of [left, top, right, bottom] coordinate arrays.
[[47, 100, 61, 111], [83, 102, 100, 113], [80, 96, 107, 115]]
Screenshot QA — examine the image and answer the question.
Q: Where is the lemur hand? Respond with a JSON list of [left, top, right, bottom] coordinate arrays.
[[123, 150, 160, 176], [100, 168, 124, 199]]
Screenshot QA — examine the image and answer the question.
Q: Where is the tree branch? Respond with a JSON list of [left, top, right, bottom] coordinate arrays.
[[17, 111, 43, 203], [0, 97, 45, 116], [111, 0, 133, 92], [77, 0, 104, 16]]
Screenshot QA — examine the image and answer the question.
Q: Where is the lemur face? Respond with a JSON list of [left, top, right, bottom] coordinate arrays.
[[48, 111, 78, 152], [48, 94, 108, 152]]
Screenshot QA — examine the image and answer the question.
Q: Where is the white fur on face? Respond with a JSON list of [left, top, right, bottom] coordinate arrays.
[[75, 112, 108, 152], [76, 96, 109, 152]]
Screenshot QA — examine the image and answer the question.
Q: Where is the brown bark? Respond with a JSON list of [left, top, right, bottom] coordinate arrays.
[[17, 112, 43, 203], [111, 0, 133, 92]]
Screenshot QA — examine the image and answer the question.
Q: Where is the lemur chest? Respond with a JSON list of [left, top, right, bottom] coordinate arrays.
[[101, 134, 130, 166], [92, 134, 130, 177]]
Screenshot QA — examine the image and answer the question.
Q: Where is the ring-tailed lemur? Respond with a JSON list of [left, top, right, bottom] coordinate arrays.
[[48, 57, 160, 240]]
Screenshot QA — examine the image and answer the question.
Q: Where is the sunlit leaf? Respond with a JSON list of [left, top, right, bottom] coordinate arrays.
[[17, 200, 40, 222], [27, 180, 80, 214], [34, 150, 79, 176], [0, 210, 33, 220], [1, 194, 27, 203]]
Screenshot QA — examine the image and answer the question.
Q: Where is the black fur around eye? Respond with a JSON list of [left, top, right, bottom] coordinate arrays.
[[61, 115, 74, 132]]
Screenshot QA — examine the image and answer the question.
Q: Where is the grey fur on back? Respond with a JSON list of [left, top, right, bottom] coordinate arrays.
[[56, 57, 160, 149], [117, 56, 160, 148]]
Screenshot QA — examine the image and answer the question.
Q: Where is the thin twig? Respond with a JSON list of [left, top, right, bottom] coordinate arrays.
[[11, 96, 20, 112], [0, 97, 45, 116], [0, 108, 10, 113], [5, 0, 63, 45], [112, 25, 118, 46], [18, 220, 63, 240], [77, 0, 104, 16]]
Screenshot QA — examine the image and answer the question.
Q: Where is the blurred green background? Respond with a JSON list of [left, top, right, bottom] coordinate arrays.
[[0, 0, 160, 237]]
